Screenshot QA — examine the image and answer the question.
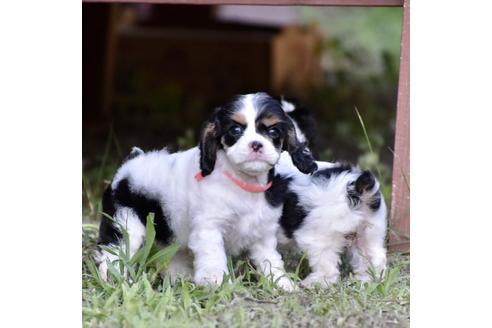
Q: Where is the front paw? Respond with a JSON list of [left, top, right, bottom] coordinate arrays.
[[300, 273, 339, 288], [275, 276, 297, 292], [353, 273, 372, 282], [194, 269, 226, 287], [354, 266, 386, 282]]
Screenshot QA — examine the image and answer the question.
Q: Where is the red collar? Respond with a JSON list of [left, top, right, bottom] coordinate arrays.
[[195, 170, 272, 193]]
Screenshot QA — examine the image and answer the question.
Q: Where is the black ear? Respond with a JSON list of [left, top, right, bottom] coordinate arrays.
[[283, 121, 318, 174], [199, 112, 221, 177]]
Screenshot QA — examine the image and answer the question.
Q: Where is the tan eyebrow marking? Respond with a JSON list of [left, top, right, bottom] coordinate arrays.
[[231, 112, 247, 125], [259, 115, 282, 127]]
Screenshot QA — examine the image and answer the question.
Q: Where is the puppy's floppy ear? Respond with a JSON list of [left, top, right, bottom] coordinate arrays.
[[199, 110, 221, 177], [283, 120, 318, 174]]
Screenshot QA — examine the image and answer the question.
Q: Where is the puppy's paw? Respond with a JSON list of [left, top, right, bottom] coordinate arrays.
[[300, 273, 338, 288], [161, 268, 193, 284], [162, 257, 194, 284], [354, 265, 386, 282], [275, 276, 297, 292], [194, 269, 226, 287], [353, 273, 372, 282], [98, 262, 108, 282]]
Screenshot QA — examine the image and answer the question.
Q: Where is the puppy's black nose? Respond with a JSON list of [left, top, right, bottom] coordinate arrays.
[[250, 141, 263, 152]]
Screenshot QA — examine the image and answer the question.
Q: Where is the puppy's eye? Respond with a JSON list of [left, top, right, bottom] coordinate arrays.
[[229, 125, 243, 136], [267, 127, 280, 139]]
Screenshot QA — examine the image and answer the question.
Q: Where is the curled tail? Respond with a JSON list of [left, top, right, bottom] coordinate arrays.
[[348, 170, 382, 212]]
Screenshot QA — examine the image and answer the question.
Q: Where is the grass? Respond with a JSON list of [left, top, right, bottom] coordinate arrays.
[[82, 215, 409, 327]]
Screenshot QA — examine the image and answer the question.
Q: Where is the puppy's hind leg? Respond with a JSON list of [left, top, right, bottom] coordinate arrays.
[[346, 170, 387, 281], [349, 229, 387, 281], [97, 206, 146, 281], [350, 197, 388, 281], [299, 234, 346, 288]]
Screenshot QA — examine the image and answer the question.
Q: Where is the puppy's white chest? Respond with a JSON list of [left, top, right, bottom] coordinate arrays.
[[224, 197, 280, 255]]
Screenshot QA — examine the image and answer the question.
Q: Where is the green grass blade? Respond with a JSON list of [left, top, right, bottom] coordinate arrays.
[[354, 106, 383, 179], [136, 213, 156, 277]]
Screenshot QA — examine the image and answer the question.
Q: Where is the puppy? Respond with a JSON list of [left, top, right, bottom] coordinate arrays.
[[275, 157, 387, 287], [272, 98, 387, 287], [96, 92, 317, 290]]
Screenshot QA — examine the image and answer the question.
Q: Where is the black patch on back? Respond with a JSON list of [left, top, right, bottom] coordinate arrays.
[[313, 163, 360, 208], [98, 185, 121, 246], [265, 172, 307, 239], [113, 179, 174, 245], [313, 163, 353, 180]]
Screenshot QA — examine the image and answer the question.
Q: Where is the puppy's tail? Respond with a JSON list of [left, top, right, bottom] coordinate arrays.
[[347, 170, 382, 211]]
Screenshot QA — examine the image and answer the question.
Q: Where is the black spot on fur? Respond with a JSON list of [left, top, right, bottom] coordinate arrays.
[[265, 172, 307, 239], [289, 142, 318, 175], [264, 172, 291, 207], [222, 123, 245, 147], [346, 171, 379, 210], [368, 191, 382, 212], [313, 164, 361, 209], [256, 93, 285, 117], [355, 171, 376, 194], [280, 191, 308, 239], [199, 116, 222, 177], [313, 163, 353, 180], [347, 181, 361, 208], [124, 147, 144, 162], [98, 185, 121, 246], [113, 179, 174, 245]]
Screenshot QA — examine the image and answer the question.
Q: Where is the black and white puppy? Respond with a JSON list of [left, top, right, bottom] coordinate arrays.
[[274, 158, 387, 287], [272, 99, 387, 287], [97, 92, 317, 290]]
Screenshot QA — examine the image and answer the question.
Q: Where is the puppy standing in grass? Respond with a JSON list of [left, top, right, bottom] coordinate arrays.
[[97, 93, 317, 290], [273, 99, 387, 287]]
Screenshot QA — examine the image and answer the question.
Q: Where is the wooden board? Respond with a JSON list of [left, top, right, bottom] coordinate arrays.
[[389, 0, 409, 252], [83, 0, 403, 6]]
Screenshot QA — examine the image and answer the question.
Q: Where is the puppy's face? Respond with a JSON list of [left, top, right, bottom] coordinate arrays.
[[220, 94, 288, 175], [200, 93, 317, 177]]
